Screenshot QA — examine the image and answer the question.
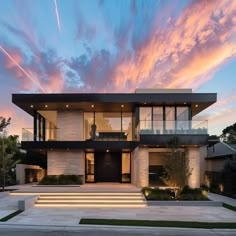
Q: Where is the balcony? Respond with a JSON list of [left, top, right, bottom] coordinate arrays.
[[22, 129, 129, 142], [21, 128, 138, 150], [137, 120, 208, 146]]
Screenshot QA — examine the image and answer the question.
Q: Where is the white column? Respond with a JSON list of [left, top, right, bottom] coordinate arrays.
[[132, 147, 149, 187], [187, 147, 201, 188]]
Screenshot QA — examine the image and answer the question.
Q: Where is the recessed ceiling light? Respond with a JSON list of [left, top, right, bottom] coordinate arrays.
[[195, 104, 198, 107], [30, 105, 34, 108], [121, 104, 124, 108], [66, 104, 69, 108], [91, 104, 94, 108], [106, 149, 109, 152], [45, 105, 48, 108]]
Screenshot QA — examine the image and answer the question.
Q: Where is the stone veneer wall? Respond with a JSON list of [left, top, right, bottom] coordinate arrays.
[[47, 150, 84, 177], [132, 147, 149, 187], [187, 147, 201, 188], [57, 111, 83, 141]]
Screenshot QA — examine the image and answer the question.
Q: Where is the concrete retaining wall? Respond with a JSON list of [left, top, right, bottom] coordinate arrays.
[[147, 200, 222, 206], [18, 195, 38, 211]]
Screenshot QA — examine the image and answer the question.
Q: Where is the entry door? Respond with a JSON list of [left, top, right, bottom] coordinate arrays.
[[95, 152, 121, 182]]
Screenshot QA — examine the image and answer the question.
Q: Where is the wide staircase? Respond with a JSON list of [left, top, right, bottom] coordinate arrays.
[[11, 192, 146, 207]]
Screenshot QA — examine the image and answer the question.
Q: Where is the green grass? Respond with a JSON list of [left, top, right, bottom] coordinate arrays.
[[79, 218, 236, 229], [0, 210, 23, 222], [223, 203, 236, 212]]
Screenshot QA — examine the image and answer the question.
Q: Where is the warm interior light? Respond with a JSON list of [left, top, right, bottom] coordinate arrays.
[[106, 149, 109, 152], [66, 104, 69, 108], [45, 105, 48, 108], [30, 105, 34, 108], [121, 104, 124, 108], [195, 104, 198, 107], [91, 104, 94, 108]]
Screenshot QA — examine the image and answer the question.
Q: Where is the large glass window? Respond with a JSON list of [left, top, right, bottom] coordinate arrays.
[[122, 113, 132, 140], [153, 107, 163, 134], [165, 106, 175, 132], [85, 153, 95, 182], [96, 112, 121, 132], [122, 153, 131, 182], [84, 112, 133, 140], [176, 107, 189, 130], [140, 107, 152, 130], [84, 112, 94, 140], [149, 152, 171, 186]]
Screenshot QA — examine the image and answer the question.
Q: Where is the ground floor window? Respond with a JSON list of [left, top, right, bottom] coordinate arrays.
[[149, 152, 171, 186]]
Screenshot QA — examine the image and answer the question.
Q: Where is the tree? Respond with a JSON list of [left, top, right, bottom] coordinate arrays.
[[161, 137, 192, 198], [0, 117, 11, 131], [221, 122, 236, 144], [0, 116, 11, 191]]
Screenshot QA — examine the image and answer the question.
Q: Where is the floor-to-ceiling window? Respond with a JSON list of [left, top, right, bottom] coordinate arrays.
[[85, 153, 95, 182], [139, 107, 152, 132], [84, 112, 133, 140], [176, 106, 189, 131], [153, 107, 163, 134], [122, 113, 133, 140], [165, 106, 175, 133], [122, 153, 131, 182]]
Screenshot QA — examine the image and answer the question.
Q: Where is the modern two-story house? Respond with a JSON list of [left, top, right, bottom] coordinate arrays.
[[12, 89, 217, 188]]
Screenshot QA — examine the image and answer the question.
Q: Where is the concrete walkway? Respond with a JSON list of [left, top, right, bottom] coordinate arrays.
[[1, 205, 235, 226], [208, 192, 236, 207], [1, 185, 236, 227]]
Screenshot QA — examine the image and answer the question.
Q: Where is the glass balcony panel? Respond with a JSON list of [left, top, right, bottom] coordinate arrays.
[[138, 120, 208, 135]]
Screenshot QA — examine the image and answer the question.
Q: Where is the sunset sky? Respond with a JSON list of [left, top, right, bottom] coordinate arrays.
[[0, 0, 236, 138]]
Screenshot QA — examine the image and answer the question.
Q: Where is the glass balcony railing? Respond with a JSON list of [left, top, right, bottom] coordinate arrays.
[[137, 120, 208, 135], [22, 128, 130, 141], [22, 128, 57, 141]]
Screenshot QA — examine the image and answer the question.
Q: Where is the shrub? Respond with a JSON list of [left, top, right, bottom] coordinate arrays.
[[142, 186, 208, 201], [142, 187, 175, 200], [39, 175, 83, 185], [177, 186, 208, 200]]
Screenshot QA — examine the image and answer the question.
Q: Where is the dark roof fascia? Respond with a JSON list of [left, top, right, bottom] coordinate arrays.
[[12, 93, 217, 104]]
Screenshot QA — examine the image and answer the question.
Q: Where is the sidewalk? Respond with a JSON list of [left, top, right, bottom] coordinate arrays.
[[208, 192, 236, 207]]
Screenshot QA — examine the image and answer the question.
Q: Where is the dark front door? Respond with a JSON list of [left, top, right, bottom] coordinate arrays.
[[95, 152, 121, 182]]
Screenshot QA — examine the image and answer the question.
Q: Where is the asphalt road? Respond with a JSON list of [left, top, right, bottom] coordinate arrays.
[[0, 226, 236, 236]]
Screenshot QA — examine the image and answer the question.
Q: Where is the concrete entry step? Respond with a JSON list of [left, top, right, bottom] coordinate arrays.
[[35, 192, 146, 207], [10, 192, 146, 208]]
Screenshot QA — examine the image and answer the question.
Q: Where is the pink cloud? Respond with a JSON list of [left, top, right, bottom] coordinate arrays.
[[110, 0, 236, 92]]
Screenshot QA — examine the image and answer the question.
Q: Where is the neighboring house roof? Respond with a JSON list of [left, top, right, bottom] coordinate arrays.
[[206, 142, 236, 160]]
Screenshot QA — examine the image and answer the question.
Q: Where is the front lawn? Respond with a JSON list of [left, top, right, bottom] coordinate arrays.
[[80, 218, 236, 229]]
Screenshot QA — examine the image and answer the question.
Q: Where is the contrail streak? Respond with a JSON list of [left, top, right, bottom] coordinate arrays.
[[0, 45, 46, 93], [54, 0, 61, 32]]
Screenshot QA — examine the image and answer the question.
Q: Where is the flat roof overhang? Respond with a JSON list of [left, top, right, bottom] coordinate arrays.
[[12, 93, 217, 116], [21, 141, 139, 152]]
